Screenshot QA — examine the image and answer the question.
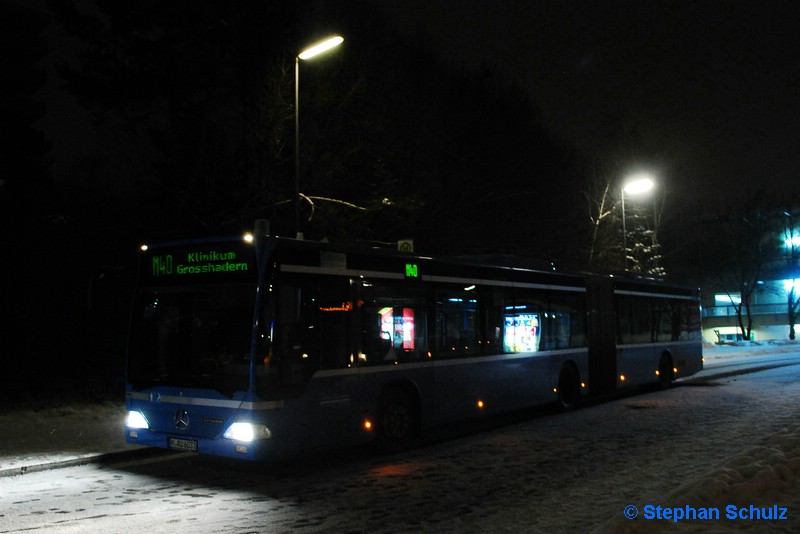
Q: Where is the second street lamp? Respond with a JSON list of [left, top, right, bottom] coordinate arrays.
[[294, 35, 344, 237]]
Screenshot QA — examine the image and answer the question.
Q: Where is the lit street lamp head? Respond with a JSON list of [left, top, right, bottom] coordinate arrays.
[[298, 36, 344, 60], [623, 174, 655, 195]]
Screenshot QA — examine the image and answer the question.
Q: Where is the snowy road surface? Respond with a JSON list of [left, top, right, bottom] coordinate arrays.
[[1, 357, 799, 533]]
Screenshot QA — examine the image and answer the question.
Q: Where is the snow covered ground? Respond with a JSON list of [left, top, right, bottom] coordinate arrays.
[[0, 401, 137, 476], [594, 418, 800, 533], [1, 342, 799, 532], [595, 341, 800, 532]]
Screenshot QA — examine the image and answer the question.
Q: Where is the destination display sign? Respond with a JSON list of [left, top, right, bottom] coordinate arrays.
[[141, 240, 256, 284]]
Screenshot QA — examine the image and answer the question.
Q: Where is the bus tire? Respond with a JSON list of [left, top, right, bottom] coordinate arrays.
[[376, 387, 418, 453], [557, 363, 581, 410], [658, 353, 674, 389]]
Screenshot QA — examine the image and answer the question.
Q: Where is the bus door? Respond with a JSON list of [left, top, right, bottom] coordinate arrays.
[[355, 279, 434, 424], [586, 276, 617, 396], [257, 273, 362, 446], [431, 286, 485, 424]]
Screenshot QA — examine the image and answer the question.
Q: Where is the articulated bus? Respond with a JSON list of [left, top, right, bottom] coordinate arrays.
[[125, 224, 703, 460]]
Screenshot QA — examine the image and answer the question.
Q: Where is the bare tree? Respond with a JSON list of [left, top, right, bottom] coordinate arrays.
[[584, 167, 666, 277], [720, 209, 771, 341], [585, 170, 621, 272]]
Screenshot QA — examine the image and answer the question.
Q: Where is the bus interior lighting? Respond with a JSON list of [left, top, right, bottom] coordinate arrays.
[[477, 399, 485, 409], [619, 375, 626, 382]]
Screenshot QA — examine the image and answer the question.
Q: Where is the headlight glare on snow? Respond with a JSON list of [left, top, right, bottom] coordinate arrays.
[[223, 422, 271, 442]]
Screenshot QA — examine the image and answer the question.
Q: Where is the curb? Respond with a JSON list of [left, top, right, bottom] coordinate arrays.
[[0, 447, 169, 478], [680, 360, 800, 385]]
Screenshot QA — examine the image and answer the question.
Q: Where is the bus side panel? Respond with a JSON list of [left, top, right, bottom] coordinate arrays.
[[352, 363, 437, 431], [616, 344, 659, 386], [431, 354, 554, 425], [284, 371, 367, 448], [669, 340, 704, 378], [547, 349, 591, 399]]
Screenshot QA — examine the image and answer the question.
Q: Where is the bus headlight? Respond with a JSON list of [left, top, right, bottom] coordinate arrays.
[[223, 422, 271, 442], [126, 410, 149, 430]]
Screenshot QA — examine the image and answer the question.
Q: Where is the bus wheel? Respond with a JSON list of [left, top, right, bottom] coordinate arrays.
[[658, 354, 674, 389], [557, 363, 580, 410], [377, 388, 418, 453]]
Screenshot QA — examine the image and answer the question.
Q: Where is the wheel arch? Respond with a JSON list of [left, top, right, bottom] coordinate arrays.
[[557, 359, 582, 410], [657, 350, 675, 387], [373, 378, 423, 452], [378, 379, 422, 415]]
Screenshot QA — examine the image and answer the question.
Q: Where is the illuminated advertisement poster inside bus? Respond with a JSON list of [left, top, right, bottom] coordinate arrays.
[[504, 313, 540, 352], [380, 307, 415, 359]]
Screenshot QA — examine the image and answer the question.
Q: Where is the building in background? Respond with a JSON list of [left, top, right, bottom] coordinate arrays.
[[702, 218, 799, 342]]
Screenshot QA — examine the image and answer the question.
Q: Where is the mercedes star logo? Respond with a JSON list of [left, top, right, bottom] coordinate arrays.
[[174, 409, 190, 430]]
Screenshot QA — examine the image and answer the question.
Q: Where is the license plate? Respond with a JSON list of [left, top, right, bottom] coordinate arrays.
[[168, 437, 198, 452]]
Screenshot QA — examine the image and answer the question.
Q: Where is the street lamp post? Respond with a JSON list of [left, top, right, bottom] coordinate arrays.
[[294, 35, 344, 238], [621, 175, 655, 271]]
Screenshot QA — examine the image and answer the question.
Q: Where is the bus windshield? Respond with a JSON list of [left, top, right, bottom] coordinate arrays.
[[128, 284, 255, 396], [127, 238, 260, 397]]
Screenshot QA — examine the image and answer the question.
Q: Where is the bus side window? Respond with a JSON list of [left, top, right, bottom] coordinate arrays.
[[620, 297, 632, 344], [683, 301, 702, 340], [316, 280, 353, 369], [504, 289, 545, 353], [616, 296, 653, 344], [435, 290, 479, 357], [546, 292, 587, 349], [360, 282, 428, 365], [484, 287, 506, 355], [276, 279, 353, 372], [273, 285, 317, 381]]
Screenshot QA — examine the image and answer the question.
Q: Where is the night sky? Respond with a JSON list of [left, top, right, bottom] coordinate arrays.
[[5, 0, 800, 403], [386, 0, 800, 206], [33, 0, 800, 212]]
